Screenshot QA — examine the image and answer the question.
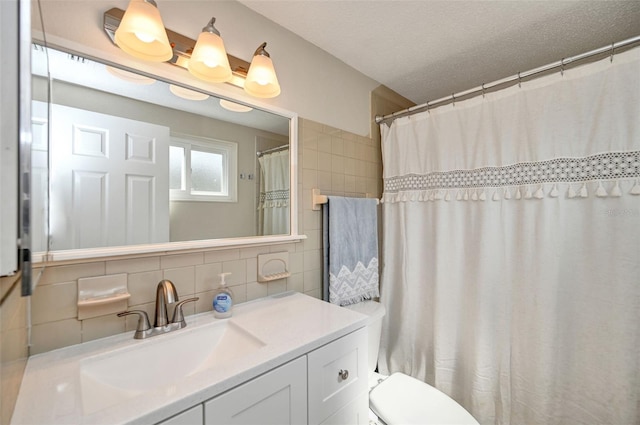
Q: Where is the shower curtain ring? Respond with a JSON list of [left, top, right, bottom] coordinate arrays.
[[560, 58, 565, 76], [517, 72, 522, 88], [452, 93, 456, 106], [481, 83, 486, 98]]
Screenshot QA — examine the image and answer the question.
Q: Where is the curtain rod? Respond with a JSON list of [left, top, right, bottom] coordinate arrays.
[[256, 144, 288, 157], [375, 35, 640, 125]]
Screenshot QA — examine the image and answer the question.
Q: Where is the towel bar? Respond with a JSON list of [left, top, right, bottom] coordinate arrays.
[[312, 188, 380, 211]]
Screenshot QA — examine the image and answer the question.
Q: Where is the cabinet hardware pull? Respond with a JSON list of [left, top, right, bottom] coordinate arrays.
[[338, 369, 349, 380]]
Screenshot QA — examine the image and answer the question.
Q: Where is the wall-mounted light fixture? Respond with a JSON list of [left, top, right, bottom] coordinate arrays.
[[245, 43, 281, 98], [103, 4, 281, 98], [114, 0, 173, 62], [188, 18, 232, 83]]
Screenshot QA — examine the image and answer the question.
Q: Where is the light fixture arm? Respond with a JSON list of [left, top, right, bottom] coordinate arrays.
[[203, 17, 220, 36], [103, 7, 280, 98], [254, 42, 270, 58]]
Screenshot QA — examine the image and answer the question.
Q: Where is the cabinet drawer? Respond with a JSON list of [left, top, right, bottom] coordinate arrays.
[[320, 392, 369, 425], [307, 328, 368, 425]]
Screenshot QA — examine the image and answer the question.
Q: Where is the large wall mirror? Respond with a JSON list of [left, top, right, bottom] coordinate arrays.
[[31, 44, 299, 262]]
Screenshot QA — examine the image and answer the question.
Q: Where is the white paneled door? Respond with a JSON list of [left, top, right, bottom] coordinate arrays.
[[49, 103, 170, 250]]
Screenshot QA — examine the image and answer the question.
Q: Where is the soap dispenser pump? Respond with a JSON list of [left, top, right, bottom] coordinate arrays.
[[213, 272, 233, 318]]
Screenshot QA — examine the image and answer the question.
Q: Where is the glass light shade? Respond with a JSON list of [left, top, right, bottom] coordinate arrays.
[[114, 0, 173, 62], [188, 31, 232, 83], [244, 54, 281, 98]]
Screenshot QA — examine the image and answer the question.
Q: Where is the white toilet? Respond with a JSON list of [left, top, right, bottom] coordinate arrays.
[[344, 300, 479, 425]]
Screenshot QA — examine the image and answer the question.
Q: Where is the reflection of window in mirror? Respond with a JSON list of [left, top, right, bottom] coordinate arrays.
[[170, 135, 238, 202]]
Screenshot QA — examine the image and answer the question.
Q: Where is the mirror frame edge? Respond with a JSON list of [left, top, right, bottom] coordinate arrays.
[[19, 0, 33, 295]]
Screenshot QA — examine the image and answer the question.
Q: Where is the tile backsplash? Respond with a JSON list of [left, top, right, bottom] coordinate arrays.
[[0, 274, 29, 425], [30, 245, 302, 354], [29, 117, 382, 355]]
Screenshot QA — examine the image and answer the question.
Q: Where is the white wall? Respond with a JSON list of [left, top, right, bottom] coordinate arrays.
[[32, 0, 380, 137]]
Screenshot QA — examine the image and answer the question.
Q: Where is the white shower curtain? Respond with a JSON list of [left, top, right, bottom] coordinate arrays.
[[378, 47, 640, 424], [258, 149, 290, 235]]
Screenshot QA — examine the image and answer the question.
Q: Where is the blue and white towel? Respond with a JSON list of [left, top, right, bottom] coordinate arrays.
[[322, 196, 379, 305]]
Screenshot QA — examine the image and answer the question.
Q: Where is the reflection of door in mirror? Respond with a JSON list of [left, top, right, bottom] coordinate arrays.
[[257, 136, 290, 236], [44, 101, 170, 250]]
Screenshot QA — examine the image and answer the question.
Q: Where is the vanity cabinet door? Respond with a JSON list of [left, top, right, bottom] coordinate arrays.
[[319, 392, 369, 425], [204, 356, 307, 425], [307, 328, 368, 425], [157, 404, 203, 425]]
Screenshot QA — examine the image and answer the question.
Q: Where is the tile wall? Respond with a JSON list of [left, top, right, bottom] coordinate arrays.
[[28, 117, 383, 355], [0, 274, 29, 425]]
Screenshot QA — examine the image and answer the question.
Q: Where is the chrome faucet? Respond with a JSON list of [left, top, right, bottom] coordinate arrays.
[[117, 280, 198, 339], [154, 279, 178, 327]]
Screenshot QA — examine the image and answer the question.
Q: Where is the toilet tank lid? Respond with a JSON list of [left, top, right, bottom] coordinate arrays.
[[369, 373, 479, 425], [342, 300, 385, 319]]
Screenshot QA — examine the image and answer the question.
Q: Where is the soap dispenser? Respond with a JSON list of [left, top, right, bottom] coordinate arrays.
[[213, 272, 234, 318]]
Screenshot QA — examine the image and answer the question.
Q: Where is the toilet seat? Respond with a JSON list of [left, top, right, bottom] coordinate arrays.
[[369, 373, 479, 425]]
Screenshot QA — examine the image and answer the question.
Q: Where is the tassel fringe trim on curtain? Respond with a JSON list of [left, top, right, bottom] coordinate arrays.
[[381, 150, 640, 203]]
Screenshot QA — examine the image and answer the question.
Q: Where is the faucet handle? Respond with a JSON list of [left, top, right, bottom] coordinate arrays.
[[117, 310, 152, 333], [171, 297, 199, 327]]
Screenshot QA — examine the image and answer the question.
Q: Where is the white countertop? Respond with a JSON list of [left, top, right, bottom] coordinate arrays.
[[11, 292, 368, 425]]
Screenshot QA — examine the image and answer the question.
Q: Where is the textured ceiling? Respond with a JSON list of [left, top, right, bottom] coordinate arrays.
[[237, 1, 640, 106]]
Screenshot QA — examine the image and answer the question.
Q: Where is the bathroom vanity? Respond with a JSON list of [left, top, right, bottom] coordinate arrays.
[[11, 292, 369, 425]]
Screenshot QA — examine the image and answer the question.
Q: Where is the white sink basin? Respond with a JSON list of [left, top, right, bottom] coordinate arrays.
[[79, 320, 265, 414]]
